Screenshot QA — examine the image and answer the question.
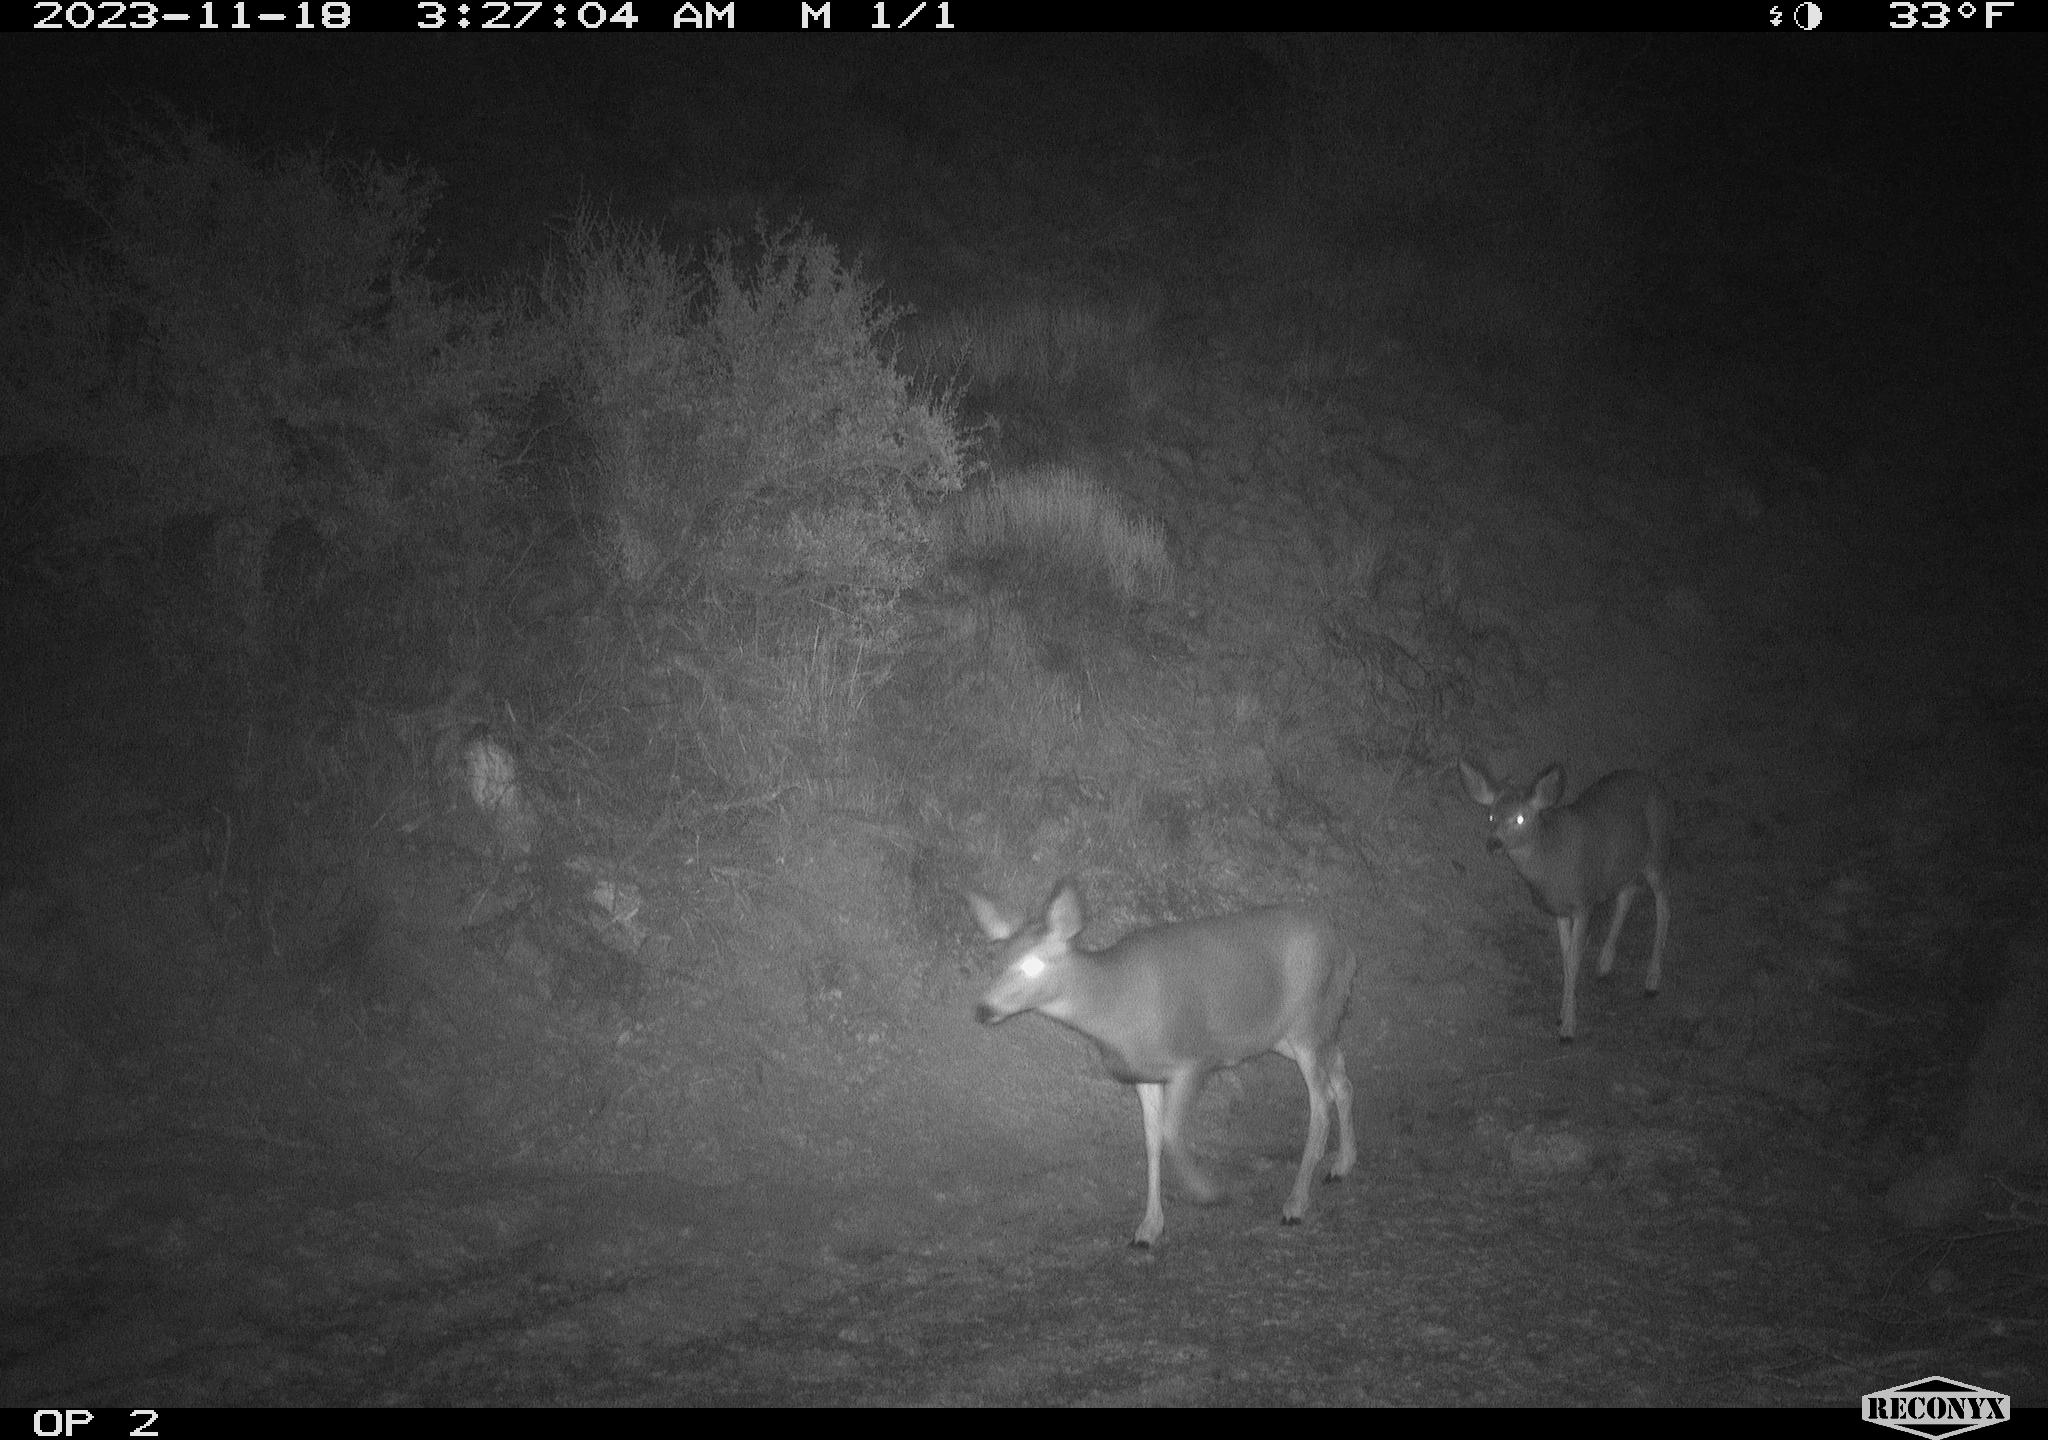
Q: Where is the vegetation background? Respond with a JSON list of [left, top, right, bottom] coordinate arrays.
[[0, 34, 2040, 1404]]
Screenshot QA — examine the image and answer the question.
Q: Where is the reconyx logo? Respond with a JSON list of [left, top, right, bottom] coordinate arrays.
[[1864, 1376, 2011, 1437]]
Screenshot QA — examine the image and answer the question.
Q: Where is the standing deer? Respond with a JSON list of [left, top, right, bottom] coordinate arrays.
[[973, 878, 1357, 1247], [1459, 761, 1673, 1041]]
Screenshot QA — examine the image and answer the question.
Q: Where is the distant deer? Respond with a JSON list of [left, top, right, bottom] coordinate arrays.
[[973, 879, 1357, 1248], [1459, 761, 1673, 1042]]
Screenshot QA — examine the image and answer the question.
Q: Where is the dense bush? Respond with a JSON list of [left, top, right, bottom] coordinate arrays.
[[550, 212, 965, 598], [0, 112, 540, 653]]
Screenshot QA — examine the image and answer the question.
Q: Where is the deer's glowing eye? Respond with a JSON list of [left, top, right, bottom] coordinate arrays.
[[1018, 955, 1046, 978]]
